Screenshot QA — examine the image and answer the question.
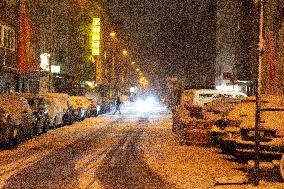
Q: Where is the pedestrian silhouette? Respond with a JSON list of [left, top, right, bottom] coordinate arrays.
[[113, 96, 121, 115]]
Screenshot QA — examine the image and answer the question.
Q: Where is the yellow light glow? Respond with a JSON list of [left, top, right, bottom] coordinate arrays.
[[92, 18, 100, 56], [131, 62, 135, 65], [92, 35, 100, 40], [123, 50, 128, 55], [93, 26, 100, 33], [92, 42, 100, 47], [93, 18, 100, 26], [136, 68, 140, 72], [110, 32, 116, 37], [92, 49, 100, 55], [85, 81, 95, 89]]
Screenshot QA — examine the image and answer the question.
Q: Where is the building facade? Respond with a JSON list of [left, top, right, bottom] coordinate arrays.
[[0, 0, 19, 94]]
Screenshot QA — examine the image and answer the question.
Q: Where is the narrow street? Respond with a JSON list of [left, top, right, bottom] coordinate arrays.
[[0, 106, 283, 189]]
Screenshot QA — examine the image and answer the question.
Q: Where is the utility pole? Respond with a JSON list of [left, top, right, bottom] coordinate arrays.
[[48, 3, 54, 92], [253, 0, 264, 186]]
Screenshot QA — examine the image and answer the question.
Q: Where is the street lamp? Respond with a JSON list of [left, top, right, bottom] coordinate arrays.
[[110, 31, 117, 97], [131, 61, 135, 65], [110, 31, 116, 37], [136, 68, 140, 72], [122, 50, 128, 56]]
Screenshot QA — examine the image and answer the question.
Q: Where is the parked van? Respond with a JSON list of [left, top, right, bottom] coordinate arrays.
[[180, 89, 247, 107]]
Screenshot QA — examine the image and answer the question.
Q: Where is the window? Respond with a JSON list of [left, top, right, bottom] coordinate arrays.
[[0, 24, 15, 51]]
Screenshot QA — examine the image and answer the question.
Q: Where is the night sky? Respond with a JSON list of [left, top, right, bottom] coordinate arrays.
[[100, 0, 215, 92]]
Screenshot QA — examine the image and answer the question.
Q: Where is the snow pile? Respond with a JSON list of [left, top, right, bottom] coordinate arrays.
[[142, 116, 249, 188], [226, 95, 284, 131]]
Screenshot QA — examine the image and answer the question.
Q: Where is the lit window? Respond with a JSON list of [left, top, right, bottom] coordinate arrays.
[[93, 18, 100, 26], [2, 25, 15, 51]]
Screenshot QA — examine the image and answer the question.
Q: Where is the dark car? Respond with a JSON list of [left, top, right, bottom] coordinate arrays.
[[68, 96, 91, 121], [13, 93, 50, 135], [99, 97, 112, 114], [0, 95, 35, 148], [86, 98, 98, 117]]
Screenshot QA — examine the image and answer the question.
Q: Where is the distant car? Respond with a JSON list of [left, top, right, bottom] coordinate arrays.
[[99, 97, 112, 114], [86, 98, 98, 117], [13, 93, 50, 135], [0, 95, 35, 147]]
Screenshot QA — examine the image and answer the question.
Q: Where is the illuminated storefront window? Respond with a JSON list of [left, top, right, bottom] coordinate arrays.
[[92, 18, 100, 56]]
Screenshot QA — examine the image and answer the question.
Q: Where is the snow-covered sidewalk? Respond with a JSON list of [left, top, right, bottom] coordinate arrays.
[[141, 114, 284, 189]]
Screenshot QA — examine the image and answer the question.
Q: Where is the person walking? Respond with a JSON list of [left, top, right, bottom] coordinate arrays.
[[113, 96, 122, 115]]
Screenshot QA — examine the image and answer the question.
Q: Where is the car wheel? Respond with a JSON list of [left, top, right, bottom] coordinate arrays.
[[42, 119, 49, 133], [8, 129, 18, 148], [280, 154, 284, 180]]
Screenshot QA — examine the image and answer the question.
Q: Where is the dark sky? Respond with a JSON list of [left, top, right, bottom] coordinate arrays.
[[100, 0, 215, 91]]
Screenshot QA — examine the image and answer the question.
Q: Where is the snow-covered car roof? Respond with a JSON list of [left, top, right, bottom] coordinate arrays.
[[68, 96, 91, 109], [0, 95, 32, 125], [40, 93, 70, 110], [11, 92, 44, 99], [40, 93, 70, 99], [45, 98, 65, 121]]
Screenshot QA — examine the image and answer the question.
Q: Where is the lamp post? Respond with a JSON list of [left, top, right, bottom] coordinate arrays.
[[110, 32, 116, 97], [48, 3, 54, 92], [253, 0, 264, 186]]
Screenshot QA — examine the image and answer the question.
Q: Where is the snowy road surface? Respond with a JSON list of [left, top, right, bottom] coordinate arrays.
[[0, 105, 283, 188]]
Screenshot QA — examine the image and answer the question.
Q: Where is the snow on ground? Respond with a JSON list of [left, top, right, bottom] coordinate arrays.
[[0, 116, 115, 188], [141, 113, 284, 189]]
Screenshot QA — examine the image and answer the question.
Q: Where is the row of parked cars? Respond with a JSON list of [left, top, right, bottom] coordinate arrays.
[[0, 93, 112, 149], [172, 89, 284, 180]]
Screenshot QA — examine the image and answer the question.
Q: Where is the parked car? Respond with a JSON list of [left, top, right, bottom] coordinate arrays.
[[13, 93, 50, 135], [86, 98, 98, 117], [172, 89, 245, 145], [68, 96, 91, 121], [44, 97, 65, 129], [40, 93, 73, 126], [0, 95, 35, 147], [179, 89, 247, 107], [99, 97, 112, 114]]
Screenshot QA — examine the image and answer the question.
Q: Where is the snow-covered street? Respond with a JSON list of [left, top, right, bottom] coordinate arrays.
[[0, 106, 283, 189]]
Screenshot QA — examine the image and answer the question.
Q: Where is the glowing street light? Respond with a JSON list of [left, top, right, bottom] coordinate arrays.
[[122, 50, 128, 55], [131, 61, 135, 65], [136, 68, 140, 72], [110, 32, 116, 37]]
